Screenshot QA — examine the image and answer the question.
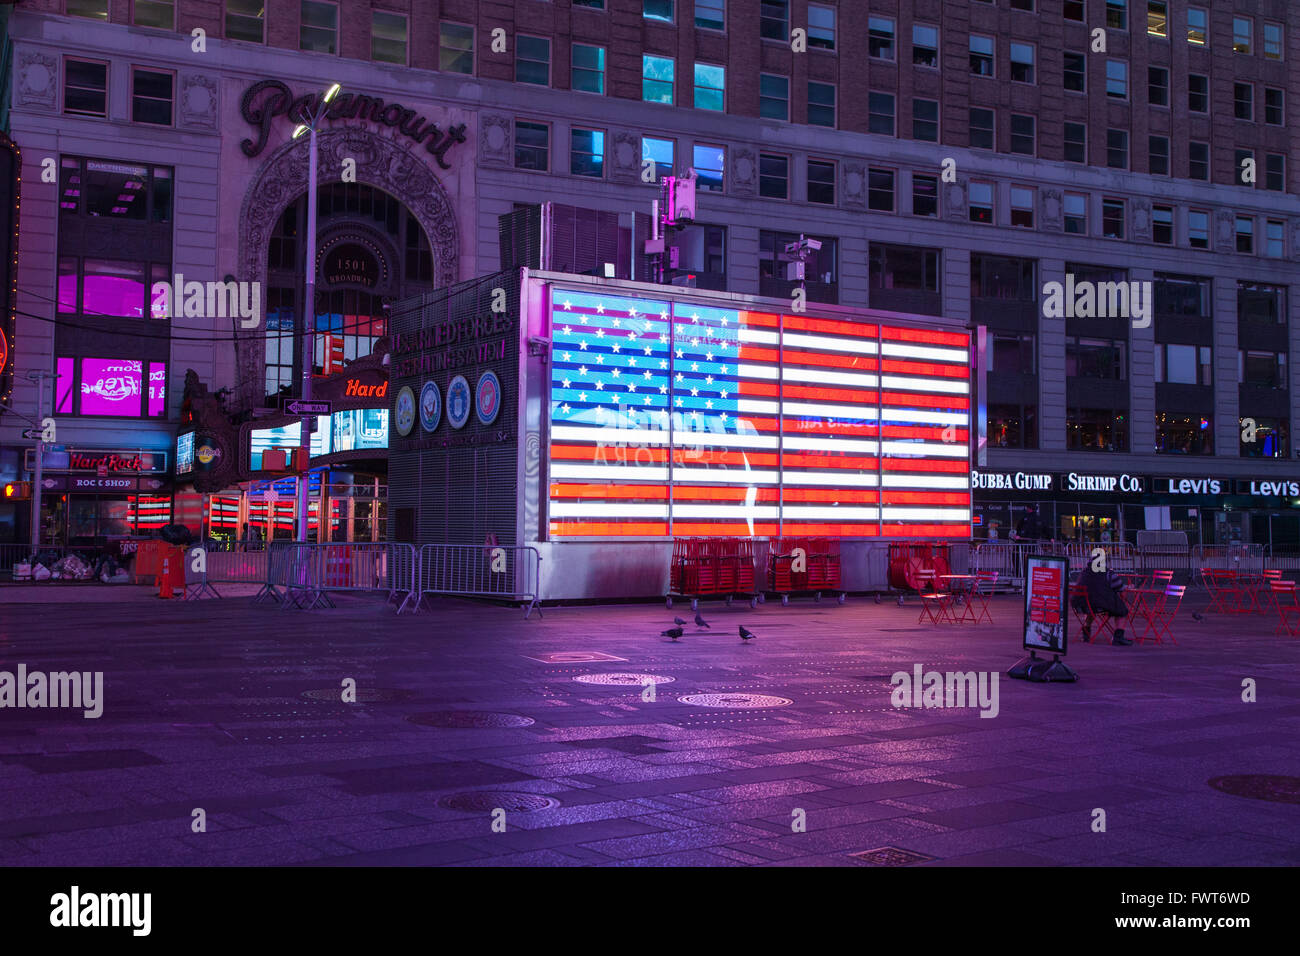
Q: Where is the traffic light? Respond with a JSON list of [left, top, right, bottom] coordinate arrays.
[[3, 481, 32, 500]]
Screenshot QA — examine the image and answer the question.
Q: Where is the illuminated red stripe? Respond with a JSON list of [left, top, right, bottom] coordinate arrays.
[[670, 487, 782, 501], [781, 314, 878, 339], [551, 483, 669, 500], [670, 522, 781, 536], [764, 348, 880, 372], [781, 523, 880, 536], [880, 359, 969, 378], [550, 521, 669, 536], [881, 391, 971, 410], [882, 523, 971, 537], [738, 381, 780, 398], [782, 488, 881, 503], [882, 458, 969, 473], [737, 345, 780, 364], [879, 425, 968, 440], [880, 326, 969, 348], [739, 310, 781, 328], [884, 491, 971, 505], [782, 420, 880, 437], [740, 381, 875, 404]]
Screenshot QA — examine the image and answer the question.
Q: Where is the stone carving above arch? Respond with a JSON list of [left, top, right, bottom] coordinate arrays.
[[945, 180, 967, 222], [1041, 188, 1063, 232], [841, 162, 865, 208], [610, 130, 640, 182], [731, 146, 757, 197], [234, 128, 460, 409], [16, 50, 57, 111], [179, 74, 219, 130], [479, 112, 511, 166], [1132, 197, 1152, 241]]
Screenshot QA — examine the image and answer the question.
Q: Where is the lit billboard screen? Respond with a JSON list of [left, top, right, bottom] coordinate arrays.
[[175, 431, 194, 476], [546, 287, 970, 538], [249, 409, 388, 469]]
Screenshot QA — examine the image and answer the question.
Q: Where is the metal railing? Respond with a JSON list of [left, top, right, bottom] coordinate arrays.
[[260, 542, 420, 612], [417, 544, 542, 619]]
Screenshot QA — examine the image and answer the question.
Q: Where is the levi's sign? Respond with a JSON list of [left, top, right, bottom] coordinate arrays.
[[1161, 477, 1227, 496], [1240, 479, 1300, 498]]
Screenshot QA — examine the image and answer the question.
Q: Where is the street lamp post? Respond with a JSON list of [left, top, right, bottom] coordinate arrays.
[[292, 83, 340, 543]]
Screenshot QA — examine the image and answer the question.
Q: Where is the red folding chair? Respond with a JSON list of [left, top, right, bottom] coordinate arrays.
[[1201, 569, 1238, 614], [917, 570, 953, 625], [1070, 580, 1116, 641], [1136, 585, 1185, 645], [970, 570, 997, 624], [1268, 581, 1300, 637]]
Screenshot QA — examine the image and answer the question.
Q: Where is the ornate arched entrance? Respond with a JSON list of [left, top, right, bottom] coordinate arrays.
[[234, 127, 459, 409]]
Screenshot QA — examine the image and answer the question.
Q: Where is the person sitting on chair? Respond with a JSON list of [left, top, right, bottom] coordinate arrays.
[[1073, 565, 1132, 645]]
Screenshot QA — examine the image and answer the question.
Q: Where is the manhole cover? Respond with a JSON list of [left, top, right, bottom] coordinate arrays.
[[1208, 775, 1300, 804], [408, 711, 536, 729], [678, 693, 792, 709], [850, 846, 934, 866], [438, 792, 558, 813], [301, 688, 414, 702], [573, 673, 675, 686], [524, 652, 628, 663]]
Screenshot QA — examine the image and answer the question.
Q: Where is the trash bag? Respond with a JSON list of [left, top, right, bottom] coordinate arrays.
[[32, 563, 51, 581], [159, 524, 194, 546], [100, 568, 131, 584]]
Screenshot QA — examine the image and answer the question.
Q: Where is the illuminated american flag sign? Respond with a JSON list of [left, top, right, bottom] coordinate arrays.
[[547, 287, 970, 538]]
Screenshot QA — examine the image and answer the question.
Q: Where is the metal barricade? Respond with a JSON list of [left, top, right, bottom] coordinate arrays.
[[261, 542, 419, 612], [971, 542, 1036, 592], [1064, 541, 1136, 573], [417, 544, 542, 619], [183, 548, 268, 601]]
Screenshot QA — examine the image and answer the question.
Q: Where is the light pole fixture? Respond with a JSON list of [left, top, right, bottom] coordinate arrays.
[[293, 82, 341, 544]]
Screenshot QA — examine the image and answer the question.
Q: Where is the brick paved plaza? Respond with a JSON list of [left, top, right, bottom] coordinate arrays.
[[0, 590, 1296, 867]]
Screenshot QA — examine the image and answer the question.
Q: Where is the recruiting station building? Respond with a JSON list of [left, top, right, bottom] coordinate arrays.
[[389, 270, 973, 602]]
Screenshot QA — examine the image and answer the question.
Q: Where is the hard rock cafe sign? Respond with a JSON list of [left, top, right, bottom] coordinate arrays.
[[239, 79, 467, 167]]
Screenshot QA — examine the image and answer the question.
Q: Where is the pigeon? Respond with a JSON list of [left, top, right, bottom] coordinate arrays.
[[674, 616, 688, 626], [874, 593, 882, 604], [897, 595, 906, 607], [1192, 612, 1204, 622], [662, 626, 684, 641], [739, 626, 756, 641], [695, 612, 711, 629]]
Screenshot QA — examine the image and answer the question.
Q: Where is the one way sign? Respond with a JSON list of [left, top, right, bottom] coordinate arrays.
[[281, 398, 331, 416], [21, 428, 42, 440]]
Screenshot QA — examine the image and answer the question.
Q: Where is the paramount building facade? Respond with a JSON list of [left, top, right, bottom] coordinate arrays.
[[0, 1, 1298, 549]]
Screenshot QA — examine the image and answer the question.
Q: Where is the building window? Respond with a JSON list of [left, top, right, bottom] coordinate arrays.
[[1148, 66, 1168, 105], [571, 44, 606, 94], [64, 60, 108, 117], [131, 68, 173, 126], [1233, 16, 1252, 55], [1010, 0, 1034, 9], [913, 25, 939, 68], [642, 136, 674, 181], [696, 0, 725, 31], [515, 35, 551, 86], [66, 0, 108, 19], [1010, 186, 1035, 228], [1266, 154, 1286, 192], [808, 4, 835, 50], [1187, 8, 1207, 45], [760, 0, 789, 42], [1106, 0, 1127, 30], [1102, 198, 1125, 238], [300, 1, 338, 54], [570, 128, 605, 178], [759, 230, 838, 304], [1147, 1, 1167, 37], [642, 55, 675, 104], [1234, 83, 1254, 120], [1236, 216, 1254, 254], [1064, 1, 1084, 22], [970, 182, 994, 224], [1064, 52, 1086, 92], [869, 244, 940, 293], [913, 175, 938, 217], [1068, 408, 1128, 452], [1189, 142, 1209, 181], [1011, 43, 1035, 83], [759, 154, 788, 199], [1149, 135, 1169, 175], [1266, 220, 1285, 259], [1238, 282, 1286, 324], [371, 11, 407, 64], [59, 157, 173, 222], [760, 74, 789, 120], [1010, 114, 1035, 155], [970, 35, 994, 77], [694, 63, 725, 111], [1152, 205, 1173, 244], [1064, 122, 1087, 163], [1236, 149, 1255, 187], [694, 144, 725, 193], [514, 120, 549, 171], [808, 81, 836, 127], [1106, 60, 1128, 98], [1067, 337, 1126, 380], [913, 99, 939, 141], [988, 404, 1038, 450], [1239, 417, 1288, 459], [225, 0, 265, 43], [807, 160, 836, 205], [990, 333, 1036, 375], [1239, 350, 1287, 389], [1154, 274, 1211, 316], [868, 91, 894, 135], [1106, 129, 1128, 169], [1064, 193, 1087, 234], [644, 0, 673, 22], [1188, 74, 1208, 113], [439, 22, 473, 74], [1265, 88, 1284, 126], [58, 257, 159, 317], [1155, 413, 1213, 455], [867, 168, 894, 212], [673, 223, 727, 291], [134, 0, 174, 29], [869, 17, 895, 60], [971, 255, 1036, 300], [1264, 22, 1283, 61], [53, 357, 167, 419], [970, 108, 995, 150], [1188, 210, 1209, 248]]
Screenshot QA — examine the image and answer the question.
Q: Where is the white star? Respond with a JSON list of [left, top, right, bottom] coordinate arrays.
[[612, 316, 621, 328], [690, 410, 699, 421], [627, 382, 637, 392], [660, 333, 669, 344], [560, 403, 571, 414], [611, 368, 621, 378], [611, 342, 621, 354], [628, 356, 637, 367], [691, 338, 700, 347], [595, 328, 605, 338], [562, 325, 572, 336], [705, 400, 714, 409], [579, 392, 588, 402], [643, 396, 652, 406], [675, 397, 683, 407], [628, 307, 638, 318], [595, 381, 604, 390], [562, 300, 572, 310], [659, 310, 669, 321], [562, 378, 571, 388], [676, 373, 684, 383], [705, 352, 714, 362], [659, 385, 668, 394], [628, 331, 638, 343], [720, 389, 729, 399], [720, 413, 728, 423], [595, 302, 605, 314], [596, 354, 604, 364], [579, 365, 589, 376], [720, 365, 729, 374], [721, 315, 729, 325], [691, 362, 699, 372], [643, 370, 652, 380], [580, 315, 588, 324], [692, 314, 700, 324], [690, 387, 699, 397], [643, 345, 652, 356], [705, 375, 714, 385], [675, 348, 684, 359], [578, 340, 588, 351], [659, 360, 668, 369], [719, 340, 729, 350]]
